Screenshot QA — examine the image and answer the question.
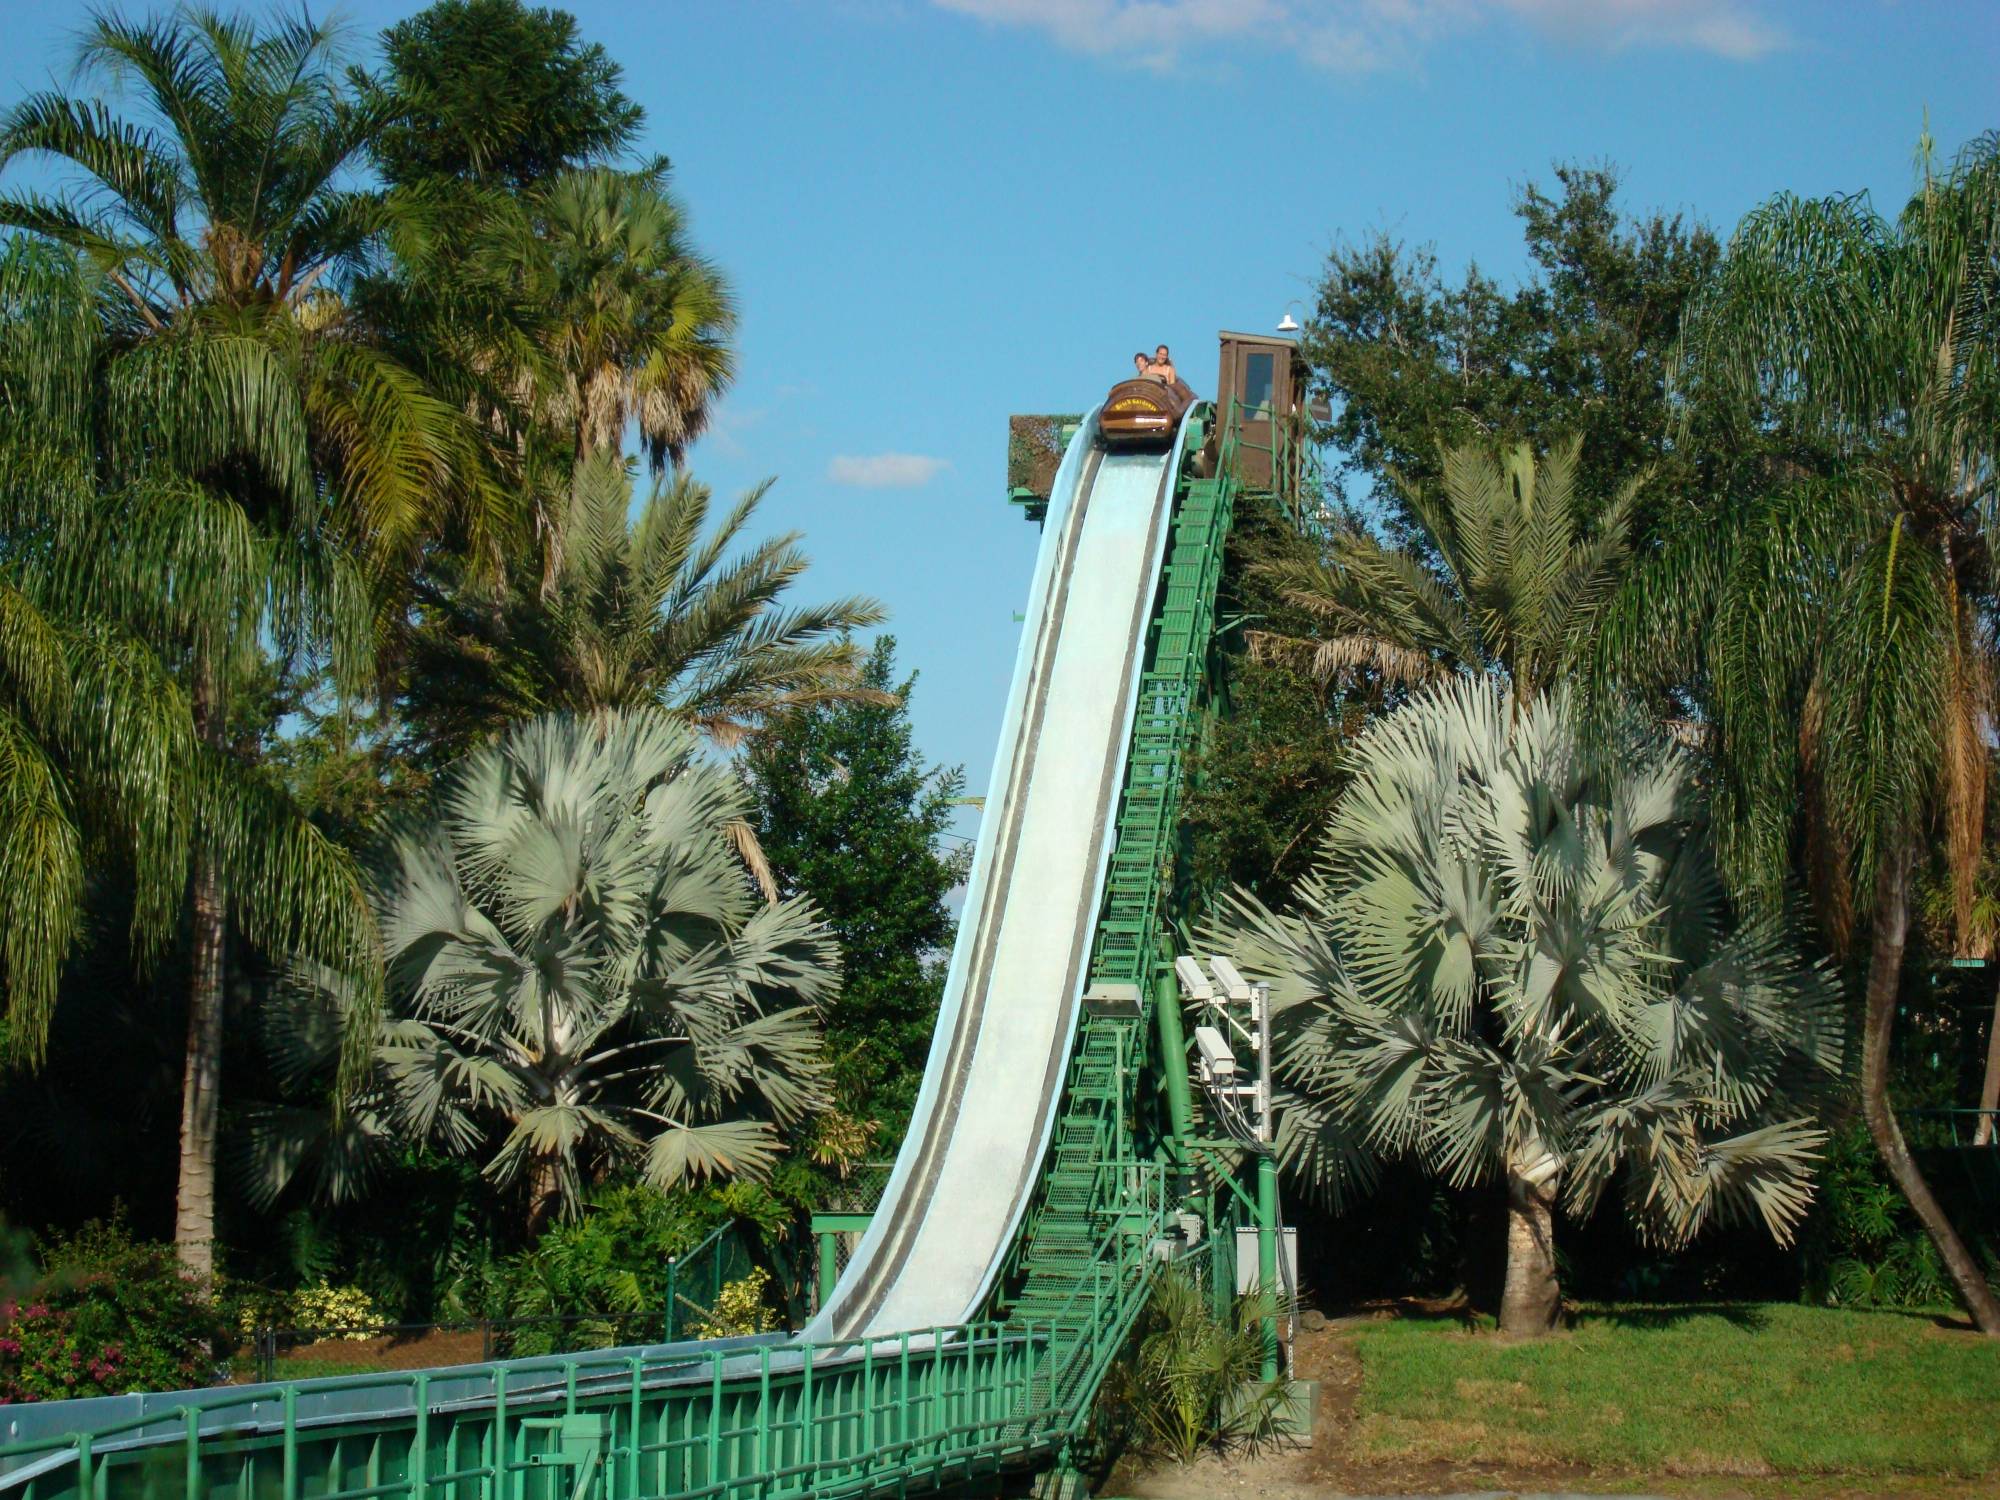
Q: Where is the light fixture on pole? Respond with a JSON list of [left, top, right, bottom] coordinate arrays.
[[1276, 299, 1307, 335]]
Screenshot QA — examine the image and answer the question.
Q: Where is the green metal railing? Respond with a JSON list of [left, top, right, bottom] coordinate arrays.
[[0, 1165, 1182, 1500]]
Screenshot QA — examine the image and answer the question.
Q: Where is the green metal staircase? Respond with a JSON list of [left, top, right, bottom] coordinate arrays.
[[0, 407, 1250, 1500]]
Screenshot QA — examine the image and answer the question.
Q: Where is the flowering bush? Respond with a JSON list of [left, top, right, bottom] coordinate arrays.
[[690, 1268, 779, 1338], [287, 1283, 389, 1341], [0, 1221, 224, 1403]]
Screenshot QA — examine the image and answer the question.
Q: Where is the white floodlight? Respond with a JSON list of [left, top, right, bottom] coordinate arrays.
[[1174, 955, 1213, 1002], [1193, 1025, 1237, 1082], [1208, 955, 1253, 1004]]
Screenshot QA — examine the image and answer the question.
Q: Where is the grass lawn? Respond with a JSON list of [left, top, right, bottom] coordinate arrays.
[[1345, 1301, 2000, 1485]]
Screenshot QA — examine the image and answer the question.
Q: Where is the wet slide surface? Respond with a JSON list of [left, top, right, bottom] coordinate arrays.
[[807, 419, 1181, 1340]]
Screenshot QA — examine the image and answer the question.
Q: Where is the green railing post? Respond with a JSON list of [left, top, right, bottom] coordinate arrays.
[[410, 1373, 426, 1500], [1257, 1151, 1279, 1381], [626, 1356, 643, 1499], [818, 1229, 838, 1310], [755, 1344, 771, 1495], [707, 1353, 722, 1490], [1154, 965, 1196, 1158], [493, 1364, 509, 1500], [280, 1384, 298, 1500], [801, 1342, 816, 1494]]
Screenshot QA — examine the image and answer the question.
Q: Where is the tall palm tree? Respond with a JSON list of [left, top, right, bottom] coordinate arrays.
[[1618, 132, 2000, 1331], [0, 246, 194, 1062], [251, 708, 837, 1231], [406, 452, 885, 756], [1207, 680, 1840, 1335], [463, 166, 734, 592], [1252, 436, 1643, 700], [0, 8, 495, 1274]]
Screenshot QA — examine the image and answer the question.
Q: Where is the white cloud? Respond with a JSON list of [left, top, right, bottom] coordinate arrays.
[[1504, 0, 1789, 60], [932, 0, 1789, 73], [827, 452, 952, 488]]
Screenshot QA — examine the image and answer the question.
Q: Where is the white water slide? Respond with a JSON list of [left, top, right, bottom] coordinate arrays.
[[803, 410, 1193, 1342]]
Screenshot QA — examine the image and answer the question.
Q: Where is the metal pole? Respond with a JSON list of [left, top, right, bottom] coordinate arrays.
[[819, 1230, 838, 1310], [1254, 982, 1279, 1381], [1154, 965, 1196, 1162]]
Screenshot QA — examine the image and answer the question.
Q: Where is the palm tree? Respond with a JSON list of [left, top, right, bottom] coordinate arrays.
[[406, 452, 886, 757], [1207, 680, 1840, 1335], [0, 244, 194, 1062], [251, 708, 837, 1231], [1252, 436, 1642, 700], [1617, 132, 2000, 1331], [456, 166, 734, 592], [0, 8, 494, 1274]]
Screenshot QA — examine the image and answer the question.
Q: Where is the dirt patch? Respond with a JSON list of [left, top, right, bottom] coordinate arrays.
[[232, 1327, 490, 1381]]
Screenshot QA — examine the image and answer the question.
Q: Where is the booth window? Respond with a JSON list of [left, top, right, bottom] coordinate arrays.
[[1242, 352, 1275, 418]]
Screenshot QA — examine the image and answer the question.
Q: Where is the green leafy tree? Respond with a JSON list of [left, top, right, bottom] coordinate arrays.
[[1616, 132, 2000, 1332], [0, 9, 498, 1272], [1255, 436, 1641, 701], [747, 638, 969, 1134], [1304, 162, 1721, 543], [256, 708, 838, 1232], [1208, 680, 1841, 1336], [1182, 495, 1352, 904], [369, 0, 647, 192]]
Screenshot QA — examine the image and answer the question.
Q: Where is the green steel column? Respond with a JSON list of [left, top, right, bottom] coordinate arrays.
[[1153, 967, 1196, 1158], [1257, 1153, 1279, 1381], [819, 1230, 838, 1309], [1256, 978, 1279, 1382]]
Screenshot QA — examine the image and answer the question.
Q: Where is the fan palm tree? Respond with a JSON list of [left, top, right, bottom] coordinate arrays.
[[251, 708, 837, 1231], [1252, 436, 1643, 700], [0, 8, 495, 1274], [408, 452, 886, 757], [1610, 131, 2000, 1331], [1207, 680, 1840, 1335]]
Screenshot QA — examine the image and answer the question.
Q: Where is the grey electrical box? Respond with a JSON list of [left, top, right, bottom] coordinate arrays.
[[1234, 1226, 1299, 1295]]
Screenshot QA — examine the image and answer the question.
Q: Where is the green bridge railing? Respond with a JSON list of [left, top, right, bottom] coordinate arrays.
[[0, 1165, 1184, 1500]]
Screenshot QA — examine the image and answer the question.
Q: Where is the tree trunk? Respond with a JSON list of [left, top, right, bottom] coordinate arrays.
[[1860, 834, 2000, 1335], [1974, 967, 2000, 1146], [1499, 1150, 1560, 1337], [526, 1156, 562, 1238], [174, 669, 226, 1280]]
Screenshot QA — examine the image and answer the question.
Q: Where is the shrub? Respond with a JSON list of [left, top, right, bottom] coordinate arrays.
[[287, 1283, 390, 1340], [1096, 1268, 1287, 1464], [690, 1269, 779, 1338], [0, 1220, 224, 1402]]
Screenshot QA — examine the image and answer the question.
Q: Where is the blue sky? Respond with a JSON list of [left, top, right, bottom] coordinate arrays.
[[2, 0, 1996, 820]]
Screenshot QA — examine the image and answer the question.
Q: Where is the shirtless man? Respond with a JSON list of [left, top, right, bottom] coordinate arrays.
[[1133, 351, 1153, 381]]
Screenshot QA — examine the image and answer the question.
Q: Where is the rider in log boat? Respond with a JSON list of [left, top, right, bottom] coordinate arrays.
[[1100, 343, 1196, 449]]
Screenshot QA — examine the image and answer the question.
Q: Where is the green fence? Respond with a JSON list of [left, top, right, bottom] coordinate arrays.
[[0, 1168, 1186, 1500], [663, 1224, 758, 1343]]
